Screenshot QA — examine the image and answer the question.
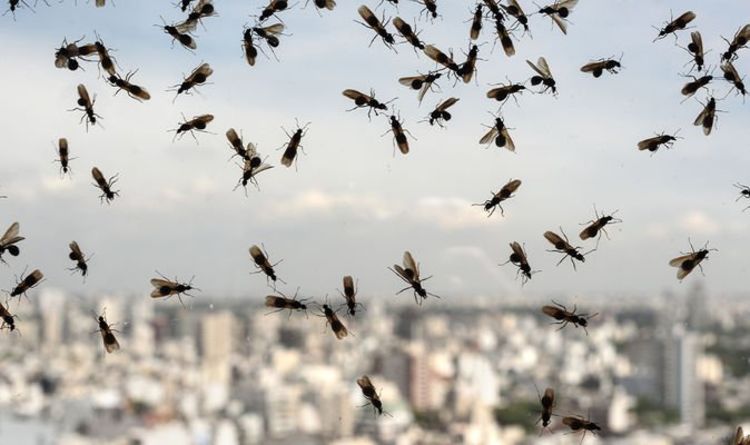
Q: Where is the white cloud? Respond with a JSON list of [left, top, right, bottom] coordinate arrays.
[[412, 197, 493, 231], [678, 211, 720, 236]]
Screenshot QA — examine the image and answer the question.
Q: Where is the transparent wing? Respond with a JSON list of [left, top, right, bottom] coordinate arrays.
[[479, 127, 498, 145], [436, 97, 459, 111], [544, 231, 565, 246], [0, 222, 20, 244]]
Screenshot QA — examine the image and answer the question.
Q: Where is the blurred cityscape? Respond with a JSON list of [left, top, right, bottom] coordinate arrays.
[[0, 285, 748, 445]]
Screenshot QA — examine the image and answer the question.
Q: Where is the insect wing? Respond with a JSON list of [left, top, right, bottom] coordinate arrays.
[[637, 136, 662, 150], [91, 167, 107, 188], [249, 245, 269, 266], [342, 89, 371, 103], [77, 84, 92, 107], [510, 242, 527, 263], [358, 5, 377, 24], [0, 222, 22, 246], [101, 329, 120, 353], [542, 305, 564, 319], [150, 278, 179, 298], [501, 179, 521, 195], [544, 231, 567, 247], [261, 24, 285, 35], [402, 251, 419, 280], [675, 10, 696, 26], [479, 126, 498, 145], [357, 376, 375, 393], [69, 241, 84, 260], [436, 97, 459, 112]]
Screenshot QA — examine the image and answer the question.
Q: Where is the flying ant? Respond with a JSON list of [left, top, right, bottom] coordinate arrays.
[[693, 96, 719, 136], [537, 0, 578, 35], [493, 16, 515, 57], [544, 228, 592, 270], [95, 311, 120, 353], [356, 5, 395, 50], [91, 167, 120, 204], [653, 10, 696, 42], [534, 385, 555, 433], [54, 36, 92, 71], [55, 138, 73, 177], [279, 120, 310, 168], [502, 0, 529, 33], [721, 61, 747, 97], [473, 179, 521, 217], [637, 130, 680, 153], [170, 62, 213, 100], [357, 376, 390, 416], [424, 97, 459, 127], [526, 57, 557, 95], [398, 71, 442, 103], [486, 79, 526, 106], [392, 17, 425, 51], [235, 143, 273, 193], [734, 183, 750, 211], [150, 272, 199, 306], [9, 268, 43, 300], [424, 45, 460, 75], [542, 300, 598, 334], [159, 19, 197, 50], [68, 241, 90, 277], [382, 112, 413, 155], [173, 114, 214, 142], [307, 0, 335, 11], [338, 275, 363, 316], [579, 206, 621, 247], [469, 4, 483, 40], [389, 251, 439, 305], [0, 222, 24, 264], [93, 32, 118, 77], [342, 89, 391, 119], [669, 239, 716, 280], [265, 289, 309, 317], [249, 244, 283, 285], [176, 0, 216, 33], [253, 23, 286, 56], [681, 73, 713, 100], [680, 31, 705, 73], [318, 301, 349, 339], [562, 415, 601, 442], [71, 84, 101, 131], [499, 241, 538, 284], [457, 44, 480, 84], [479, 114, 515, 151], [735, 426, 750, 445], [416, 0, 438, 21], [721, 24, 750, 62], [107, 70, 151, 101], [580, 55, 622, 78], [259, 0, 288, 22], [0, 300, 17, 332]]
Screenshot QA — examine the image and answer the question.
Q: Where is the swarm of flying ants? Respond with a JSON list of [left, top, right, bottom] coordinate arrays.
[[3, 0, 750, 438]]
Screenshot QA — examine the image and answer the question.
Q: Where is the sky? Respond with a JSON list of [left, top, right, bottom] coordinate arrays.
[[0, 0, 749, 301]]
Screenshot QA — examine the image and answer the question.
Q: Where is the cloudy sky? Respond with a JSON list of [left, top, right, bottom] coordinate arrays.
[[0, 0, 749, 302]]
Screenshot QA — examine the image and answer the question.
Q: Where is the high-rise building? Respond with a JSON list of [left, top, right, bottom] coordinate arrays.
[[199, 311, 234, 384], [663, 327, 705, 429]]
